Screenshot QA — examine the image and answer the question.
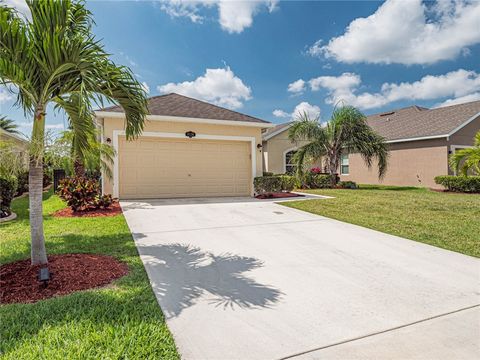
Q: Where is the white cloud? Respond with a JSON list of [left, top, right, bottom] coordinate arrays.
[[0, 87, 13, 104], [273, 102, 321, 120], [287, 79, 306, 94], [272, 109, 290, 118], [308, 0, 480, 65], [304, 69, 480, 110], [159, 0, 277, 33], [141, 82, 150, 94], [157, 66, 252, 109], [435, 93, 480, 108], [1, 0, 30, 18]]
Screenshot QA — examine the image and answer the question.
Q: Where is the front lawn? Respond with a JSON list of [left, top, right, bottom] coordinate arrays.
[[283, 186, 480, 258], [0, 191, 179, 359]]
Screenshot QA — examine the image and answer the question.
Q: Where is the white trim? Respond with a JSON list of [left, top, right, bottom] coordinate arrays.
[[386, 134, 448, 143], [282, 146, 298, 174], [262, 123, 293, 141], [340, 154, 350, 176], [447, 112, 480, 137], [112, 130, 257, 198], [99, 123, 105, 196], [95, 111, 273, 129]]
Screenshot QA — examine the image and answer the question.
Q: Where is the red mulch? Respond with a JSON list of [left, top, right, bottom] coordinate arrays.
[[255, 192, 304, 199], [53, 201, 122, 218], [0, 254, 128, 304]]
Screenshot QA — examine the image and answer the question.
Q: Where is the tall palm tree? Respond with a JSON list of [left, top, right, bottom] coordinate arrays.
[[0, 0, 148, 265], [0, 115, 19, 134], [289, 106, 388, 186], [449, 131, 480, 175]]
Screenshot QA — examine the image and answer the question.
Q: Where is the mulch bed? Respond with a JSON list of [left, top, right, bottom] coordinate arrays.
[[53, 201, 122, 218], [0, 254, 128, 304], [255, 192, 305, 199]]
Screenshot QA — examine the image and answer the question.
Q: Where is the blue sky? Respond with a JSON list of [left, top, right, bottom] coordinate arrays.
[[1, 0, 480, 137]]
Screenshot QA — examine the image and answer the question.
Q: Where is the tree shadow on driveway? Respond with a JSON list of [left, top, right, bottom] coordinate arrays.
[[136, 243, 283, 319]]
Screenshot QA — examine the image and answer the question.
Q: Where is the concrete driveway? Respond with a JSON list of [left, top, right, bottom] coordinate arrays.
[[121, 197, 480, 360]]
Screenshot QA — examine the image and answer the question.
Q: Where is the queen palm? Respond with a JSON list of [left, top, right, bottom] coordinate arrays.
[[0, 0, 148, 265], [0, 115, 19, 134], [449, 131, 480, 175], [289, 106, 388, 186]]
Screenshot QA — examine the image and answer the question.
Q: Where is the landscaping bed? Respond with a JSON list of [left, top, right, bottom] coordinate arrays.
[[1, 254, 128, 304], [0, 191, 178, 359], [53, 201, 122, 218], [255, 192, 304, 199]]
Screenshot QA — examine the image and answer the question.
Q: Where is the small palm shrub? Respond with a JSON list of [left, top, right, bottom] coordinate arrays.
[[301, 169, 336, 189], [0, 176, 18, 218], [434, 176, 480, 193], [58, 177, 113, 212], [337, 181, 358, 189]]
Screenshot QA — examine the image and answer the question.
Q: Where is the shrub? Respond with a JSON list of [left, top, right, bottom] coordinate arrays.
[[262, 171, 274, 177], [0, 176, 18, 218], [337, 181, 357, 189], [302, 172, 335, 189], [15, 171, 29, 196], [254, 176, 282, 194], [277, 175, 297, 191], [58, 176, 113, 212], [434, 175, 480, 193]]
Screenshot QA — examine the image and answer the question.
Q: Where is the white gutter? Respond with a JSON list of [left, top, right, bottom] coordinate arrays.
[[386, 134, 448, 144], [94, 111, 274, 128]]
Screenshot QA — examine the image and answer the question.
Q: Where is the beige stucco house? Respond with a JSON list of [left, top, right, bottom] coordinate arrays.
[[95, 93, 272, 199], [0, 128, 29, 165], [340, 100, 480, 188]]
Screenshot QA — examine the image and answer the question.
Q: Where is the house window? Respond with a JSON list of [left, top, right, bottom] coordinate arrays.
[[285, 150, 297, 174], [340, 154, 349, 175]]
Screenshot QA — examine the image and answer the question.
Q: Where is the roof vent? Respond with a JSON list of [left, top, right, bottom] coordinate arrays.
[[380, 111, 395, 117]]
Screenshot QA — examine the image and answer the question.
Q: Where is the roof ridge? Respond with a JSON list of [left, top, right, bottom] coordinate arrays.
[[167, 93, 269, 123], [431, 99, 480, 111]]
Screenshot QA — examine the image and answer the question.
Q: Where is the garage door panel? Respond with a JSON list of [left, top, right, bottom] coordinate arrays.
[[119, 137, 251, 199]]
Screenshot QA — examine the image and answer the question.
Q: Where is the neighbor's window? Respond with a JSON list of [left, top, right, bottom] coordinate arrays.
[[285, 150, 297, 174], [340, 154, 349, 175]]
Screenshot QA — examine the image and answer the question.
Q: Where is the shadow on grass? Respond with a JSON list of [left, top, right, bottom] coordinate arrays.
[[137, 243, 283, 319], [357, 184, 426, 191]]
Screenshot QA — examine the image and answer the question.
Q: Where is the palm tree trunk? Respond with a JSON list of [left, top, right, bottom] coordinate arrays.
[[29, 104, 48, 265], [74, 158, 86, 177], [328, 153, 339, 187]]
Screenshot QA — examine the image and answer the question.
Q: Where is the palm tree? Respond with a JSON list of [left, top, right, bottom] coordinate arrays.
[[289, 106, 388, 186], [0, 0, 147, 265], [0, 115, 19, 134], [449, 131, 480, 175]]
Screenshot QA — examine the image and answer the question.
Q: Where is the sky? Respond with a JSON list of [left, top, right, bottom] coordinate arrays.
[[1, 0, 480, 138]]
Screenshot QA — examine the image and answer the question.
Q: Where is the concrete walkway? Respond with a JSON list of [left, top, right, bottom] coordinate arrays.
[[121, 197, 480, 360]]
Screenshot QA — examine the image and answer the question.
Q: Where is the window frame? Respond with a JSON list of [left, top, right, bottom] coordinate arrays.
[[340, 153, 349, 175]]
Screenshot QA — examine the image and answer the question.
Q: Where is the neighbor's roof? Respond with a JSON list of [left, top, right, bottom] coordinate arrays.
[[97, 93, 269, 124], [366, 100, 480, 142], [262, 122, 293, 140]]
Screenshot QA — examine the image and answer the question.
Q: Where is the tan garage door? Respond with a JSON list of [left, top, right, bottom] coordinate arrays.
[[118, 136, 251, 199]]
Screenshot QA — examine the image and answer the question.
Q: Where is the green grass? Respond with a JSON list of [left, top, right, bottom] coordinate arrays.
[[284, 185, 480, 258], [0, 191, 179, 359]]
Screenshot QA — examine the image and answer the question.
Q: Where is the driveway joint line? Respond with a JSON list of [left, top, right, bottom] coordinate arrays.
[[277, 303, 480, 360], [131, 218, 329, 235]]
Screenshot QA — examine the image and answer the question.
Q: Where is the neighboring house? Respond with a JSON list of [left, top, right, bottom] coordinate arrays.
[[262, 122, 320, 174], [0, 128, 29, 164], [340, 100, 480, 188], [95, 93, 272, 199]]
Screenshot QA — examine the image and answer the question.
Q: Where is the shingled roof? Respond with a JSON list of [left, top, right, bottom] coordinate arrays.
[[97, 93, 269, 124], [262, 122, 292, 140], [366, 100, 480, 141]]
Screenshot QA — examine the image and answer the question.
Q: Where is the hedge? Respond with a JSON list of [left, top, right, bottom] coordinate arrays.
[[301, 173, 335, 189], [254, 175, 297, 194], [0, 176, 18, 218], [434, 175, 480, 193]]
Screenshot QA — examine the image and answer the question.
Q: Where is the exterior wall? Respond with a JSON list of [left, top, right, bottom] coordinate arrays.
[[100, 116, 264, 195], [449, 115, 479, 146], [340, 139, 449, 188], [263, 129, 315, 174]]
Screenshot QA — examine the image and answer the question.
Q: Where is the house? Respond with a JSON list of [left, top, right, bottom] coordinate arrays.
[[262, 122, 320, 174], [340, 100, 480, 188], [95, 93, 272, 199], [0, 128, 29, 164]]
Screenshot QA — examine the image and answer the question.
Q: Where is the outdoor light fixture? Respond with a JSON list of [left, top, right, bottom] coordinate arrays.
[[106, 137, 112, 144], [38, 267, 50, 287], [185, 131, 196, 138], [257, 143, 263, 149]]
